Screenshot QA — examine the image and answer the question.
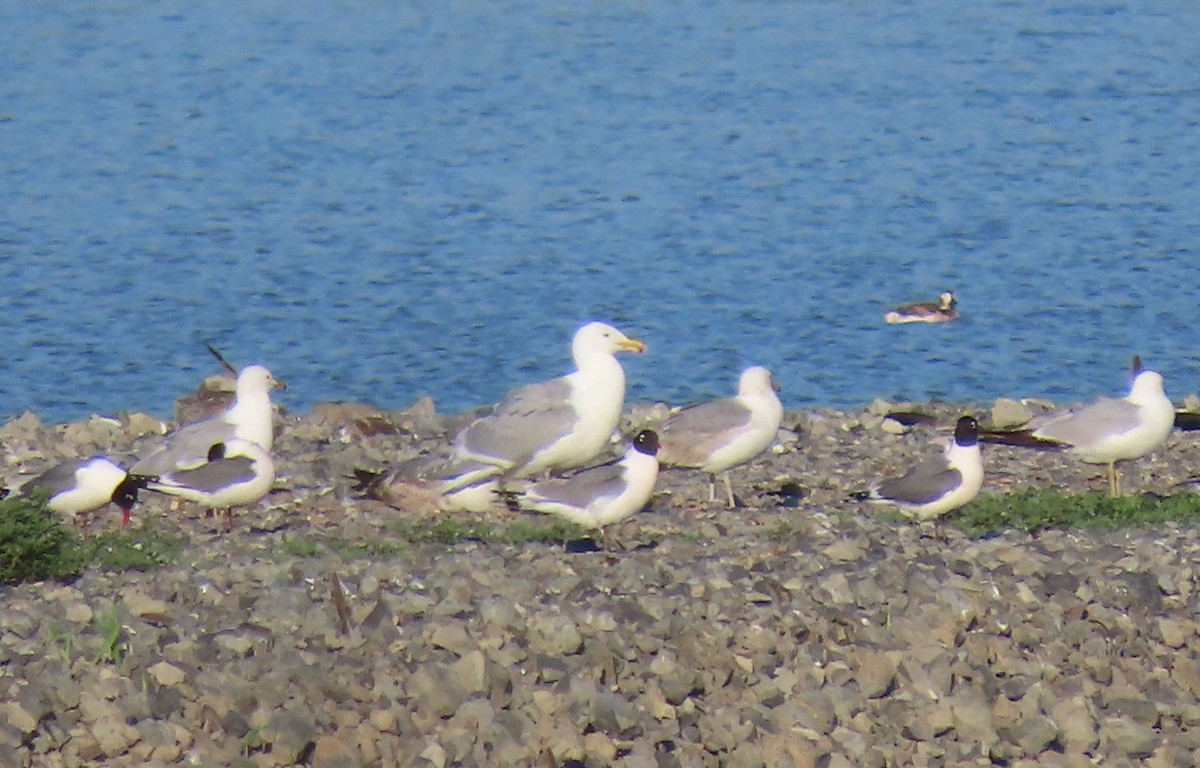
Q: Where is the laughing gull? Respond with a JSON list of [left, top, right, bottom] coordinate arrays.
[[502, 429, 660, 536], [354, 454, 500, 514], [145, 438, 275, 530], [451, 322, 646, 479], [857, 416, 983, 520], [15, 457, 153, 527], [885, 291, 959, 324], [131, 365, 285, 476], [980, 357, 1174, 497], [655, 366, 784, 507]]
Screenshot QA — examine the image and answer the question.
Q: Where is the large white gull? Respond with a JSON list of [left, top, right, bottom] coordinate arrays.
[[450, 322, 645, 479]]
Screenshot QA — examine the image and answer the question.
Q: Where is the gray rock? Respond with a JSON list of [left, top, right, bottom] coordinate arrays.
[[1102, 716, 1160, 757], [407, 665, 470, 720], [855, 652, 897, 699]]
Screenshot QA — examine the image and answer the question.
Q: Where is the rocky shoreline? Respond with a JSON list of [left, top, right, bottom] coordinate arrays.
[[3, 395, 1200, 767]]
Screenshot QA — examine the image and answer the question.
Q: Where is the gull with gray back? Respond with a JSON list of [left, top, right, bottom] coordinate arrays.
[[503, 429, 660, 537], [980, 356, 1173, 497], [132, 365, 285, 476], [655, 366, 784, 507], [451, 322, 646, 481], [857, 416, 983, 520], [145, 438, 275, 530]]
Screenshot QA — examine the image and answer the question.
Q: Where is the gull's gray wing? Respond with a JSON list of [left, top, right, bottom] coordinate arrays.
[[24, 459, 88, 496], [657, 399, 751, 466], [875, 454, 962, 505], [524, 462, 626, 509], [159, 456, 257, 494], [457, 378, 578, 465], [1033, 397, 1141, 448], [131, 417, 235, 475]]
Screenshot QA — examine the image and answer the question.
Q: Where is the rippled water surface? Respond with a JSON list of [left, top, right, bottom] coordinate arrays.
[[3, 0, 1199, 423]]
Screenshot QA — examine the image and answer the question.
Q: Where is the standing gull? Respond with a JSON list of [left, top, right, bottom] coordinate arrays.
[[132, 365, 285, 476], [145, 439, 275, 530], [857, 416, 983, 520], [502, 429, 660, 538], [12, 457, 153, 527], [655, 366, 784, 507], [980, 357, 1173, 497], [451, 322, 645, 481]]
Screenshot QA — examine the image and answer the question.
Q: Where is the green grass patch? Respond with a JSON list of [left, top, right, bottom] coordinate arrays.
[[393, 517, 498, 544], [953, 489, 1200, 536], [0, 491, 89, 583], [269, 517, 592, 561], [495, 518, 586, 545], [79, 527, 183, 571], [324, 537, 406, 560], [390, 516, 586, 546], [0, 492, 184, 584], [93, 604, 126, 664]]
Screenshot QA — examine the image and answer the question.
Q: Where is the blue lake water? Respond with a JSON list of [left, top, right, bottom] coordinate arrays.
[[2, 0, 1199, 424]]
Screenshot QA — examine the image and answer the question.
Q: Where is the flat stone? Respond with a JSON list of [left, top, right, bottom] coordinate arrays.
[[310, 733, 360, 768], [1159, 618, 1189, 649], [1102, 716, 1159, 757], [407, 665, 469, 720], [148, 661, 186, 687], [855, 652, 897, 699]]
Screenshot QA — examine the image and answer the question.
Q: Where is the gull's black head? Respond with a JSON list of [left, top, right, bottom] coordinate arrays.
[[110, 474, 151, 527], [1131, 355, 1144, 375], [111, 480, 140, 512], [632, 429, 659, 456], [954, 416, 979, 447]]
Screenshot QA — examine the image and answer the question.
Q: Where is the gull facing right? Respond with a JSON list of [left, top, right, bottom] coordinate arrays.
[[654, 366, 784, 507], [450, 321, 646, 480], [145, 438, 276, 530], [981, 356, 1174, 497], [132, 365, 285, 476], [12, 457, 153, 528], [502, 429, 660, 536], [857, 415, 983, 520]]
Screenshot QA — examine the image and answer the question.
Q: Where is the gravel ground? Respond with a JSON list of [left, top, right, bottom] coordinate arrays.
[[2, 394, 1200, 768]]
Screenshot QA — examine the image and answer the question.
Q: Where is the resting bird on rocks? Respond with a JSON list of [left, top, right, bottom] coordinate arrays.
[[654, 366, 783, 508], [979, 356, 1173, 497], [501, 430, 660, 542], [145, 439, 275, 531], [10, 457, 154, 528], [353, 454, 500, 514], [856, 416, 983, 520], [450, 322, 646, 480], [132, 365, 285, 476]]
